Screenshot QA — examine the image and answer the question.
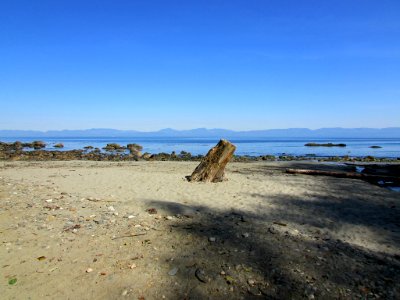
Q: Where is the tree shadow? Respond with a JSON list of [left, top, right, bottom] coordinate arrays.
[[146, 193, 400, 299]]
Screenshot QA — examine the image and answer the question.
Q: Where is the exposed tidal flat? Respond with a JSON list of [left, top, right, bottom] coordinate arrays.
[[1, 137, 400, 162]]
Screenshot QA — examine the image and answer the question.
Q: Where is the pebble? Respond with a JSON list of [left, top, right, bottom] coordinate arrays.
[[195, 268, 208, 283], [242, 232, 250, 238], [208, 237, 216, 242], [168, 267, 178, 276], [108, 206, 115, 212], [128, 215, 135, 219], [130, 263, 137, 269], [121, 290, 128, 296], [248, 286, 261, 296], [86, 268, 93, 273], [166, 216, 174, 220], [147, 208, 158, 214], [248, 279, 256, 286], [45, 199, 53, 203]]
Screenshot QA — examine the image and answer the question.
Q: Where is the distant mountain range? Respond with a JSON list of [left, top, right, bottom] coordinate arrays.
[[1, 127, 400, 138]]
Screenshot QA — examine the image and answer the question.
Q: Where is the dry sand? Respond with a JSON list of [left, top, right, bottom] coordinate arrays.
[[1, 161, 399, 299]]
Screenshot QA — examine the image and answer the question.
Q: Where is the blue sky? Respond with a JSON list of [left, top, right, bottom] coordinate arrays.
[[1, 0, 399, 131]]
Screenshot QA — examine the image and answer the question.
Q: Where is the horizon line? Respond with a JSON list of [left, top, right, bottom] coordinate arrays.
[[1, 126, 400, 132]]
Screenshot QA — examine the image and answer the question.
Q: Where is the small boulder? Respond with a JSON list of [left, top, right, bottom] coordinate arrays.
[[32, 141, 46, 150]]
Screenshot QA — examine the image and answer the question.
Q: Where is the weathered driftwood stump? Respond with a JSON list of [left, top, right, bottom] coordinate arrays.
[[189, 139, 236, 183]]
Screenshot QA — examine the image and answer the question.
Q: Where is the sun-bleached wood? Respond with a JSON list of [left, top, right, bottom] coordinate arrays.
[[189, 139, 236, 183]]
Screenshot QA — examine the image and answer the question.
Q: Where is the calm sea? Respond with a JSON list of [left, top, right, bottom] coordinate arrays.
[[1, 137, 400, 158]]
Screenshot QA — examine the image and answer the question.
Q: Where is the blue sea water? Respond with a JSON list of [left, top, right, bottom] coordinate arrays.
[[1, 137, 400, 158]]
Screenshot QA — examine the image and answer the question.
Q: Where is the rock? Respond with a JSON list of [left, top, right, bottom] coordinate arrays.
[[248, 286, 262, 296], [108, 206, 115, 212], [103, 143, 124, 151], [32, 141, 46, 150], [141, 152, 151, 160], [168, 267, 178, 276], [165, 216, 173, 220], [208, 237, 216, 242], [146, 208, 158, 214], [86, 268, 93, 273], [121, 289, 128, 296], [242, 232, 250, 238], [127, 143, 143, 158], [195, 268, 208, 283], [305, 142, 346, 147], [54, 143, 64, 148], [248, 279, 256, 286]]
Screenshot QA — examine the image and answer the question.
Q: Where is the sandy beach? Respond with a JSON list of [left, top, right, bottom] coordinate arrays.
[[1, 160, 399, 299]]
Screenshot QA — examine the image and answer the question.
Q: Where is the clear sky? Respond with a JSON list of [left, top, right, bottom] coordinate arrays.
[[1, 0, 399, 131]]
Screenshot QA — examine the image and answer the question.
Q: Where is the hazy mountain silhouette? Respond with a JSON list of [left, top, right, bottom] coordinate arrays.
[[1, 127, 400, 138]]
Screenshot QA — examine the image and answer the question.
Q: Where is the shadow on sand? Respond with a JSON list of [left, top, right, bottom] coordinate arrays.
[[144, 177, 400, 299]]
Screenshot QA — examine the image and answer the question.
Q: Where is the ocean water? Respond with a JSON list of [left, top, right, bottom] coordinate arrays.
[[1, 137, 400, 158]]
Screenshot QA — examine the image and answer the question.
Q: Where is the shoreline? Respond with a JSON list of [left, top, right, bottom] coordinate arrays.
[[1, 140, 399, 163]]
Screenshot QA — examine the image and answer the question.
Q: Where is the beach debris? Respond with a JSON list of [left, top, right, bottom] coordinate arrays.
[[146, 208, 157, 214], [168, 267, 178, 276], [64, 224, 81, 232], [273, 221, 287, 226], [8, 278, 17, 285], [286, 168, 400, 185], [195, 268, 208, 283], [188, 139, 236, 183], [86, 268, 93, 273], [225, 275, 235, 284], [37, 256, 46, 261], [43, 205, 60, 210], [111, 233, 147, 240]]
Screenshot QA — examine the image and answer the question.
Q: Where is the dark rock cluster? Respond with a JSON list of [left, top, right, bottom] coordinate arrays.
[[0, 141, 399, 162]]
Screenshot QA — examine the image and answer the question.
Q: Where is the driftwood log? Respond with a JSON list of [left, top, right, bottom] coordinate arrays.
[[286, 168, 400, 184], [189, 139, 236, 182]]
